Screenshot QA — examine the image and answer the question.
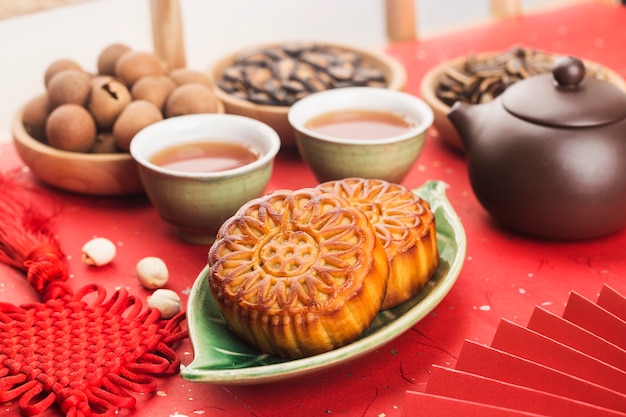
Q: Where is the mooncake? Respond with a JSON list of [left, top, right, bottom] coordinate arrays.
[[207, 187, 389, 359], [317, 178, 439, 310]]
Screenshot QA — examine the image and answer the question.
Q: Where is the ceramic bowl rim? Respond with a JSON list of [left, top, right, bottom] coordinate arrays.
[[129, 113, 281, 179], [287, 87, 434, 145]]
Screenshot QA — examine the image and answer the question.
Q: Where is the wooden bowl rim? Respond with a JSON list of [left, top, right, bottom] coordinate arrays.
[[210, 40, 408, 114], [420, 49, 626, 116], [12, 97, 133, 163]]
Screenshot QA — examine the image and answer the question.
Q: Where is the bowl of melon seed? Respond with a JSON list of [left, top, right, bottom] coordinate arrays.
[[420, 45, 626, 152], [210, 41, 407, 147]]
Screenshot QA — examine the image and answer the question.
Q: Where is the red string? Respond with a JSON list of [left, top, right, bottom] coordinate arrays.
[[23, 245, 68, 293], [1, 285, 187, 416], [0, 170, 68, 294], [0, 170, 188, 417]]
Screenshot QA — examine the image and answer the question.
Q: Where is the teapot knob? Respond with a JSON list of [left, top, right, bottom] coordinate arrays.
[[553, 56, 586, 87]]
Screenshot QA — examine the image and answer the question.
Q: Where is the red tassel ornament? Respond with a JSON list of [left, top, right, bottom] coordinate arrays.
[[0, 172, 68, 296], [0, 171, 187, 417]]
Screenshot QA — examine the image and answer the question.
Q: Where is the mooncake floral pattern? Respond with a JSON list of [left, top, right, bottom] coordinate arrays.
[[208, 188, 376, 312], [317, 178, 434, 253]]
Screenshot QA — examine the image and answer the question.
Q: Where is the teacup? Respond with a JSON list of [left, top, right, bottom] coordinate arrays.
[[288, 87, 433, 184], [130, 113, 281, 244]]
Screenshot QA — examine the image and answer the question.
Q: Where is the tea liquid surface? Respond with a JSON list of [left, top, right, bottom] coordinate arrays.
[[305, 109, 414, 139], [150, 141, 259, 173]]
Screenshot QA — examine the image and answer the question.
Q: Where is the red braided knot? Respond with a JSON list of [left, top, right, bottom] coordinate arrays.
[[0, 284, 187, 417]]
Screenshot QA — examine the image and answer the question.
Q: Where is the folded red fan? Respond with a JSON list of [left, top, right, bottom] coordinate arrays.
[[405, 284, 626, 416]]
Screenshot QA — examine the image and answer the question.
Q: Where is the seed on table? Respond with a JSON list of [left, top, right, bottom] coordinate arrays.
[[136, 256, 169, 289], [147, 288, 181, 319], [81, 237, 116, 266]]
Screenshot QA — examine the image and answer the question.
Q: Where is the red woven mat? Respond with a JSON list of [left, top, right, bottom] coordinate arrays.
[[0, 172, 187, 417]]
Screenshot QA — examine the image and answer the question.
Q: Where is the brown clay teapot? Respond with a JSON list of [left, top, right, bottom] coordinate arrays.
[[448, 56, 626, 240]]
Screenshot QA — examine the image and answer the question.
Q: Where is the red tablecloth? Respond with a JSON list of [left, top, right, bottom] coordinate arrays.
[[2, 2, 626, 416]]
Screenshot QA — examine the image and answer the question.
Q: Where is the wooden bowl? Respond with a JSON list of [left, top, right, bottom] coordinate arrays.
[[420, 50, 626, 152], [210, 41, 407, 147], [12, 98, 143, 196]]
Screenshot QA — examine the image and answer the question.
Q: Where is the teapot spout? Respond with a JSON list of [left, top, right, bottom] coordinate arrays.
[[447, 101, 486, 150]]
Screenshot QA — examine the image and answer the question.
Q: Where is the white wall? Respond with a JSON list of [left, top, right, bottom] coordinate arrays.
[[0, 0, 559, 143]]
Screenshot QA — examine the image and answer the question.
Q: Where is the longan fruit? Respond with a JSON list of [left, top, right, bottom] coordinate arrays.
[[131, 75, 176, 111], [113, 100, 163, 151], [168, 68, 212, 87], [97, 43, 132, 76], [91, 131, 120, 154], [88, 76, 132, 130], [22, 93, 51, 142], [115, 51, 165, 87], [165, 83, 221, 118], [47, 69, 91, 109], [46, 104, 97, 152], [44, 58, 82, 87]]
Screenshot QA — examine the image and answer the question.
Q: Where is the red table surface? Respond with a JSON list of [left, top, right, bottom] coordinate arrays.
[[3, 2, 626, 416]]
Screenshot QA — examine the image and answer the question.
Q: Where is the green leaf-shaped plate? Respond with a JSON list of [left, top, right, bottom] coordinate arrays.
[[182, 180, 466, 384]]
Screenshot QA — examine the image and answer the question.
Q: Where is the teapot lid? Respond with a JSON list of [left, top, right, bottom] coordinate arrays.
[[502, 56, 626, 127]]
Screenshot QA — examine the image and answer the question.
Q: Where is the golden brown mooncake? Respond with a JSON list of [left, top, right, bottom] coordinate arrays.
[[317, 178, 439, 310], [207, 188, 389, 359]]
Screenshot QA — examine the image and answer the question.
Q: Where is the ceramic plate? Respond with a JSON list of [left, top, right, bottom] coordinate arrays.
[[181, 180, 466, 384]]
